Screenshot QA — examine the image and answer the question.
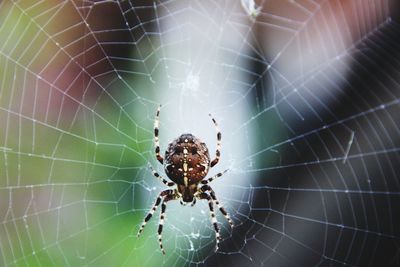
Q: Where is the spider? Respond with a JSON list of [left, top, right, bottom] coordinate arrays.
[[137, 105, 233, 254]]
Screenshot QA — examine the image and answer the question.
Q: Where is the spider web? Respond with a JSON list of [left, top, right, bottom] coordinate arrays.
[[1, 0, 400, 266]]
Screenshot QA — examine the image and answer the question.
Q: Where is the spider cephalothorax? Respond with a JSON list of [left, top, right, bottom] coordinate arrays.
[[137, 105, 233, 254]]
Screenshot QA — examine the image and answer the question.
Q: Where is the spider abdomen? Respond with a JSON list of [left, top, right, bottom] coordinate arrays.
[[164, 133, 210, 185]]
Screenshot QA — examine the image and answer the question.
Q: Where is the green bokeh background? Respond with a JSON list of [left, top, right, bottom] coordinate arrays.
[[0, 2, 162, 266]]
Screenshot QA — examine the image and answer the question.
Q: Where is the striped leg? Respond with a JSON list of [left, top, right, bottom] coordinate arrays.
[[148, 164, 174, 187], [201, 169, 228, 185], [157, 199, 169, 254], [209, 114, 221, 168], [209, 190, 234, 228], [199, 192, 221, 251], [201, 185, 234, 228], [137, 189, 173, 237], [154, 105, 164, 164]]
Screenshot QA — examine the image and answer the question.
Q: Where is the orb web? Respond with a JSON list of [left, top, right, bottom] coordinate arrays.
[[0, 0, 399, 266]]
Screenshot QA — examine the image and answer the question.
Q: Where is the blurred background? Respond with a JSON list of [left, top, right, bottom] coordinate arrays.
[[0, 0, 400, 266]]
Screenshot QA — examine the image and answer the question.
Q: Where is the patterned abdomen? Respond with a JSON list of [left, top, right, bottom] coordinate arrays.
[[164, 134, 210, 185]]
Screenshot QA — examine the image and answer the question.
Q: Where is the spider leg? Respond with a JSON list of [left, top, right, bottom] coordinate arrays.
[[201, 185, 234, 228], [198, 192, 221, 251], [190, 198, 196, 207], [157, 195, 174, 255], [154, 105, 164, 165], [208, 114, 221, 168], [201, 169, 228, 185], [137, 189, 173, 237], [148, 164, 175, 187]]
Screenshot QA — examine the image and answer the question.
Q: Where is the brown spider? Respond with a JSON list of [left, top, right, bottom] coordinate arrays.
[[137, 105, 233, 254]]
